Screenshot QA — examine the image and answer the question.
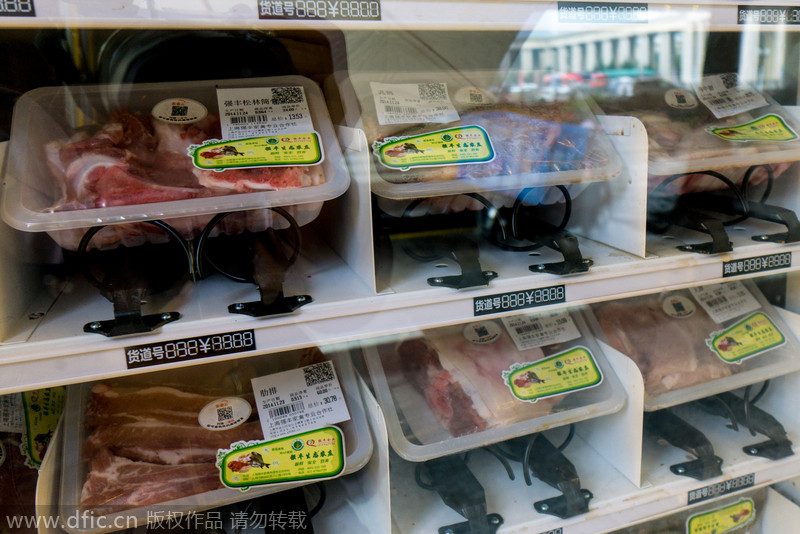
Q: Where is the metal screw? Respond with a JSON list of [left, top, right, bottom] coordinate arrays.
[[444, 529, 454, 534], [676, 466, 686, 473], [432, 278, 443, 283], [28, 312, 44, 320], [233, 303, 245, 310], [490, 516, 500, 525], [297, 296, 307, 302], [747, 447, 758, 455], [160, 312, 172, 320], [539, 503, 549, 511], [88, 322, 101, 330]]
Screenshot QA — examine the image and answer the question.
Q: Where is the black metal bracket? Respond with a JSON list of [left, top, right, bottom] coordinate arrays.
[[415, 456, 502, 534], [645, 410, 723, 480], [425, 237, 498, 290], [528, 229, 594, 275], [438, 514, 503, 534], [534, 489, 593, 519], [692, 391, 794, 461], [749, 201, 800, 244], [83, 307, 181, 337], [228, 293, 312, 317]]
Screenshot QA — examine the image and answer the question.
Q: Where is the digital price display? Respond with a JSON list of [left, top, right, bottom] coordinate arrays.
[[474, 285, 566, 316], [125, 329, 257, 369], [258, 0, 381, 21], [739, 6, 800, 25], [0, 0, 36, 17], [722, 252, 792, 278], [557, 1, 648, 24]]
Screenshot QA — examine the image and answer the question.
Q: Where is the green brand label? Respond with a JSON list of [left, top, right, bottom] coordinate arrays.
[[503, 346, 602, 402], [191, 133, 323, 170], [372, 125, 494, 170], [21, 387, 65, 468], [708, 312, 785, 363], [217, 426, 344, 490], [708, 114, 798, 141], [686, 498, 754, 533]]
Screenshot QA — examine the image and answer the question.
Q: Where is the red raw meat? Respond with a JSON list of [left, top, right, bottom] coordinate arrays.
[[84, 420, 263, 465], [393, 323, 558, 438], [85, 384, 255, 430], [79, 449, 222, 514]]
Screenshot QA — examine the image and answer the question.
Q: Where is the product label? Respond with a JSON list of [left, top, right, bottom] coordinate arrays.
[[664, 89, 698, 109], [0, 0, 35, 17], [373, 126, 494, 171], [708, 114, 798, 142], [557, 1, 648, 23], [217, 86, 314, 139], [689, 281, 760, 323], [708, 312, 786, 363], [251, 360, 350, 441], [503, 346, 602, 402], [370, 82, 459, 125], [198, 397, 252, 431], [462, 321, 503, 345], [723, 252, 792, 277], [695, 73, 768, 119], [474, 285, 566, 316], [0, 393, 24, 433], [217, 426, 345, 489], [686, 498, 755, 534], [20, 387, 65, 468], [151, 98, 208, 124], [739, 6, 800, 25], [688, 474, 755, 504], [661, 295, 696, 318], [258, 0, 381, 21], [502, 310, 582, 351], [190, 133, 323, 170], [126, 330, 257, 369]]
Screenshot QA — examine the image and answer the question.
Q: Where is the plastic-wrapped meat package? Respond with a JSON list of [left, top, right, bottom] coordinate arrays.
[[44, 110, 323, 251], [593, 79, 800, 194], [73, 352, 322, 515], [0, 433, 38, 534], [389, 329, 559, 438], [591, 295, 734, 397]]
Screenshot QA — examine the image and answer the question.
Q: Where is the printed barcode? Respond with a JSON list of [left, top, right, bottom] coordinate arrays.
[[706, 296, 729, 308], [418, 82, 447, 100], [385, 105, 418, 114], [515, 323, 543, 334], [216, 406, 233, 422], [469, 93, 484, 103], [268, 401, 305, 419], [229, 114, 272, 125], [708, 97, 734, 106], [272, 86, 304, 105], [304, 361, 335, 387]]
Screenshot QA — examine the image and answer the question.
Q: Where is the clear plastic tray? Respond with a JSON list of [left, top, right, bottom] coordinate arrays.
[[2, 76, 350, 234], [362, 310, 625, 462], [338, 70, 622, 205], [58, 348, 372, 534], [584, 279, 800, 411], [593, 77, 800, 189]]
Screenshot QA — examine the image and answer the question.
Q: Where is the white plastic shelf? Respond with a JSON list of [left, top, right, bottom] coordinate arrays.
[[0, 1, 790, 31]]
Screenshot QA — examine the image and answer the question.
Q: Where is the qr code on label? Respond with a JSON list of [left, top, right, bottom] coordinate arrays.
[[216, 406, 233, 422], [271, 86, 304, 105], [469, 92, 484, 103], [418, 83, 447, 101], [304, 361, 335, 387], [721, 73, 739, 89]]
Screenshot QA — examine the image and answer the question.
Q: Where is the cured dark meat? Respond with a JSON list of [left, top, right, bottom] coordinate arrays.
[[79, 449, 222, 514], [392, 322, 559, 437], [591, 294, 735, 397], [0, 434, 37, 534]]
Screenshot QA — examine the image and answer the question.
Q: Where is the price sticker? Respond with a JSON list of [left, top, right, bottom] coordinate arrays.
[[0, 0, 36, 17], [251, 360, 350, 441]]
